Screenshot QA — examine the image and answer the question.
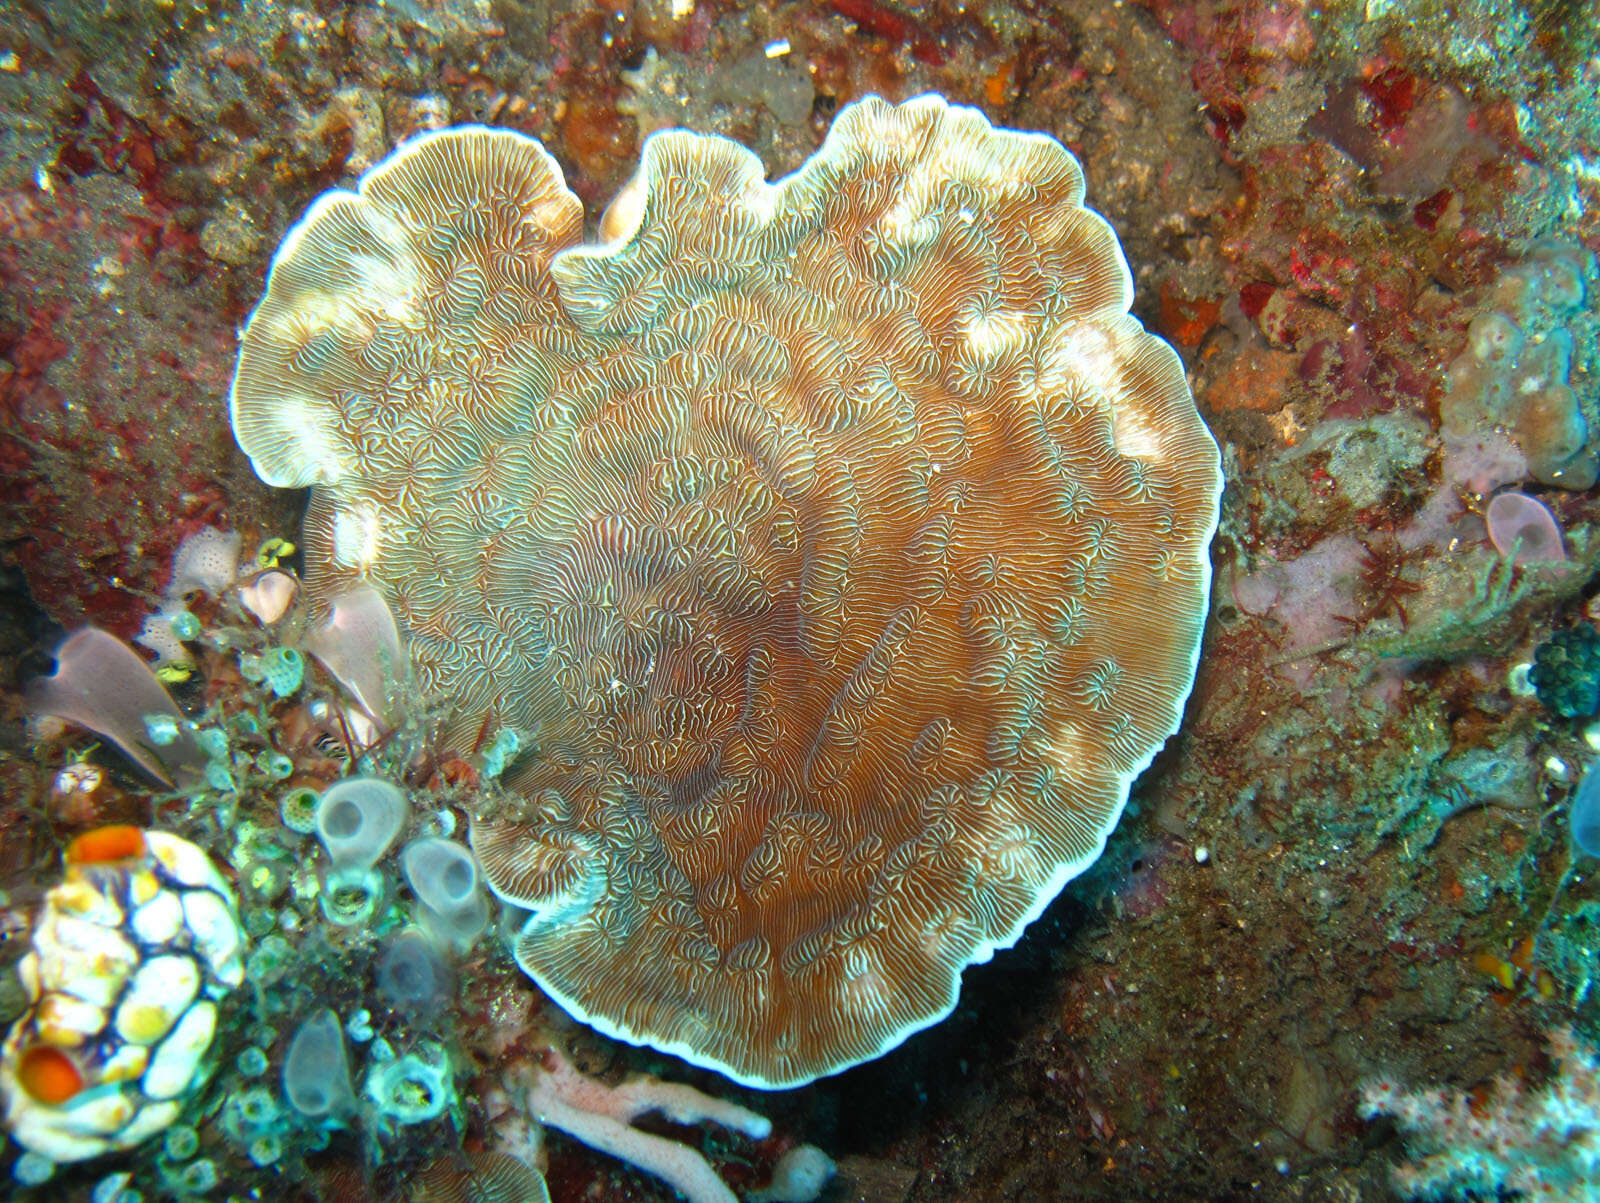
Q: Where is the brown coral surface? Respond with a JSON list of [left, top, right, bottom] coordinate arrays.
[[230, 97, 1220, 1088]]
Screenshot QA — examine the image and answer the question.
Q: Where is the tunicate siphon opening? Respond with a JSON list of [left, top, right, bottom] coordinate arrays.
[[279, 786, 320, 834], [178, 1160, 217, 1193], [325, 800, 360, 838], [314, 777, 408, 873], [259, 751, 295, 781], [163, 1125, 199, 1161], [366, 1049, 451, 1124], [260, 647, 305, 698], [401, 837, 488, 948], [319, 867, 384, 927]]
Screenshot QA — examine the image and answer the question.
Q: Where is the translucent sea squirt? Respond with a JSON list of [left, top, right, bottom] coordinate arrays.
[[229, 94, 1223, 1088]]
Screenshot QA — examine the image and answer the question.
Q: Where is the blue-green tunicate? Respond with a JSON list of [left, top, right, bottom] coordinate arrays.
[[91, 1171, 134, 1203], [143, 713, 181, 747], [376, 927, 451, 1015], [259, 750, 294, 780], [12, 1151, 54, 1185], [243, 907, 275, 938], [259, 646, 305, 698], [283, 1008, 354, 1119], [195, 727, 229, 761], [163, 1125, 199, 1160], [246, 933, 292, 984], [278, 786, 320, 834], [178, 1160, 217, 1194], [400, 836, 488, 948], [318, 867, 383, 927], [315, 776, 408, 874], [1571, 758, 1600, 856], [365, 1045, 453, 1124], [346, 1009, 374, 1043], [232, 1086, 280, 1130]]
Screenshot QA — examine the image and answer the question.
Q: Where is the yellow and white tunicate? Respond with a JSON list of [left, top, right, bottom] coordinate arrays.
[[0, 826, 244, 1163]]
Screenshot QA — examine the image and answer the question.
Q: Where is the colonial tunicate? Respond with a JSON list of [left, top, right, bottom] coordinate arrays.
[[400, 837, 489, 949], [314, 776, 409, 875], [282, 1008, 354, 1119], [0, 828, 245, 1161], [231, 95, 1222, 1087]]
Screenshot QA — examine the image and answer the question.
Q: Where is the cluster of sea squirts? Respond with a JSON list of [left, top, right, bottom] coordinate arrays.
[[6, 534, 518, 1200]]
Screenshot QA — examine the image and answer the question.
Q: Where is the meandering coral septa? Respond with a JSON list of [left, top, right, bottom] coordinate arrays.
[[232, 94, 1221, 1088]]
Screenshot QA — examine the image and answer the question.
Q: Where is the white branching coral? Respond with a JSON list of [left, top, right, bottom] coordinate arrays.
[[1360, 1028, 1600, 1201], [504, 1046, 832, 1203]]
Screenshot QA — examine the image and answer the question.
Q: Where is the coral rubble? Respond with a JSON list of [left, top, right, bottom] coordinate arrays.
[[1361, 1027, 1600, 1201]]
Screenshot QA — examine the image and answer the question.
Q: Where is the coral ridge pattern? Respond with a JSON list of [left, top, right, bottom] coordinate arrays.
[[230, 95, 1221, 1088]]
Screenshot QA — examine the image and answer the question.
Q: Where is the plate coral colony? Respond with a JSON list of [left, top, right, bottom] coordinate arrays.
[[6, 95, 1219, 1200]]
